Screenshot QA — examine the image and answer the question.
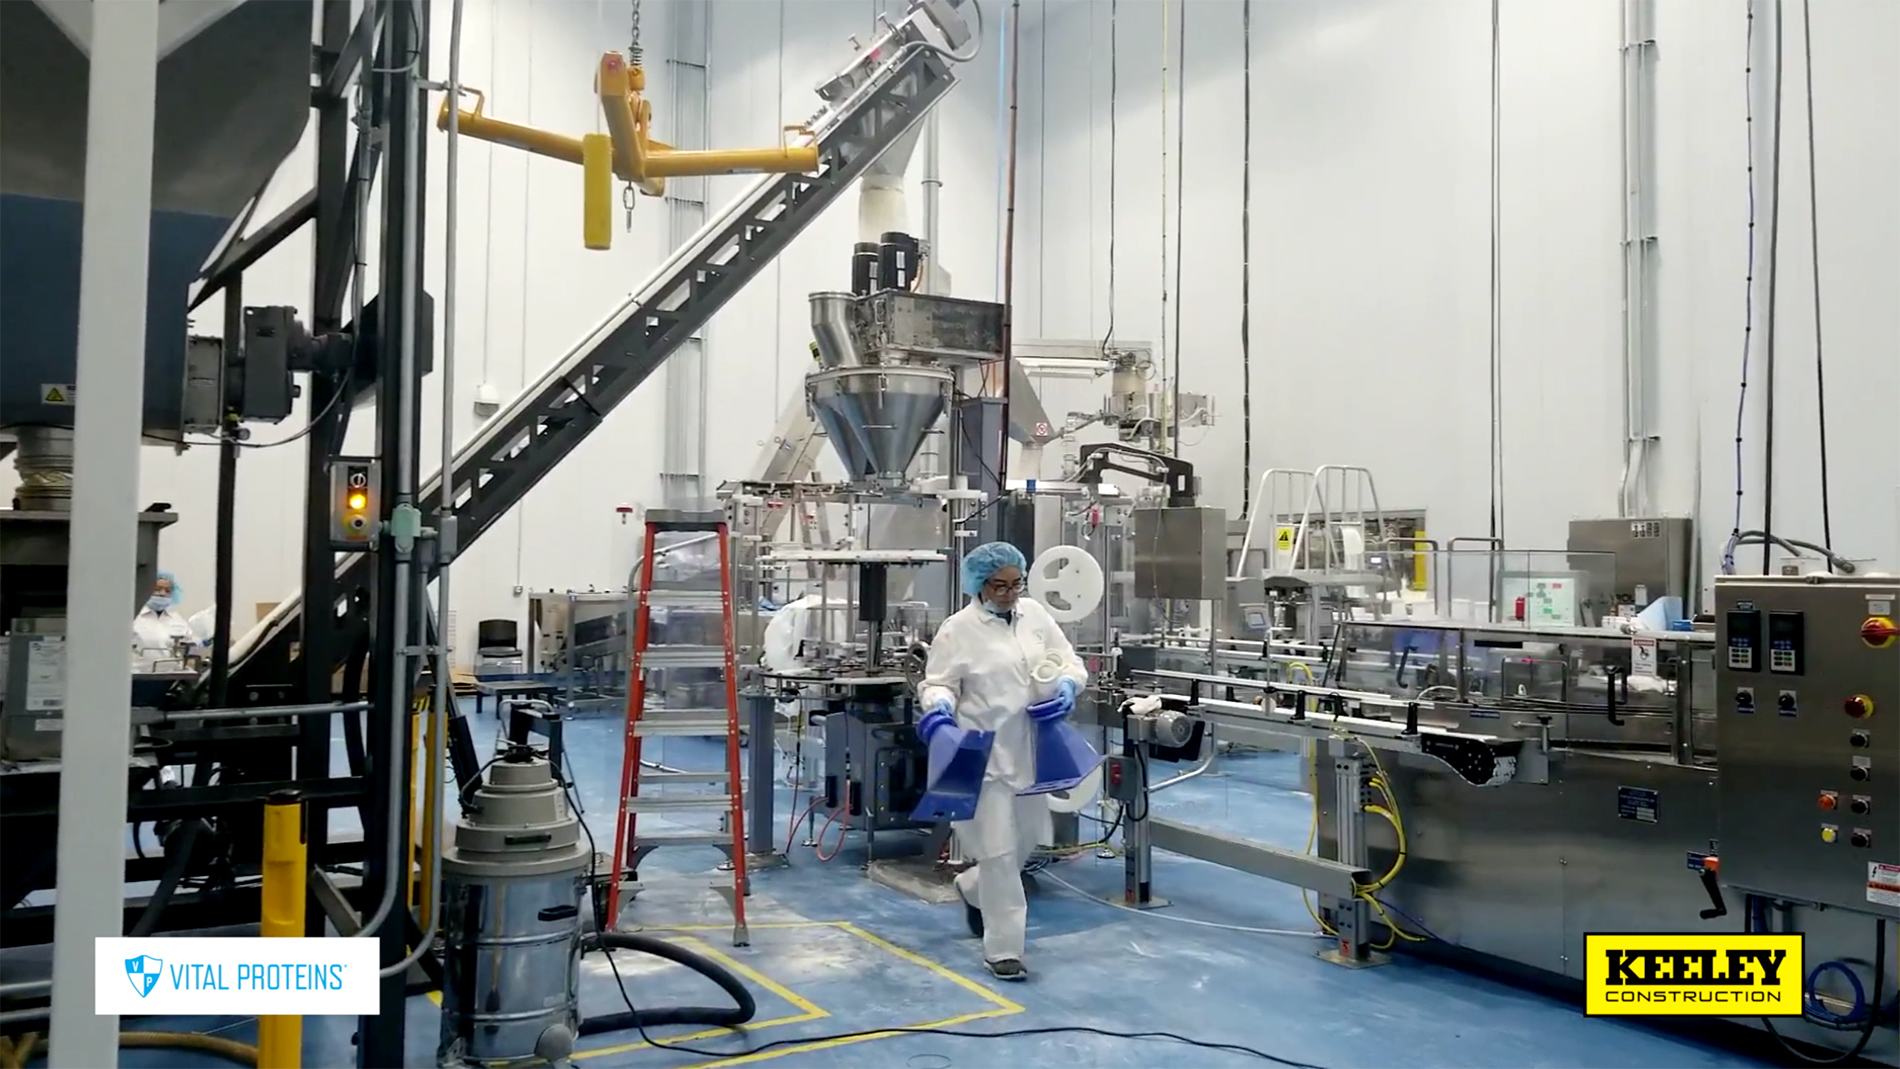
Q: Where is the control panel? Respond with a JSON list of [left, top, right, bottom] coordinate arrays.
[[327, 457, 381, 548], [1715, 576, 1899, 918]]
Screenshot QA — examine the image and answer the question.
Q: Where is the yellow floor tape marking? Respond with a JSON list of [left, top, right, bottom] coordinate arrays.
[[576, 935, 827, 1060], [631, 919, 1027, 1068]]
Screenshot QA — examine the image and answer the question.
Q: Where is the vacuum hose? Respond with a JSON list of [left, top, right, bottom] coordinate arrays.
[[577, 931, 757, 1036]]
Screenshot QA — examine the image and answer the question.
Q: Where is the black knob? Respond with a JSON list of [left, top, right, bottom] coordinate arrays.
[[1849, 765, 1871, 782], [1850, 831, 1872, 849], [1850, 798, 1871, 815], [1735, 689, 1755, 707], [1850, 732, 1871, 748], [1778, 692, 1797, 711]]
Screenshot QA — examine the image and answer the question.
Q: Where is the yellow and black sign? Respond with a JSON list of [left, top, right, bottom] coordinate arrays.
[[1584, 932, 1804, 1017], [1274, 526, 1296, 553]]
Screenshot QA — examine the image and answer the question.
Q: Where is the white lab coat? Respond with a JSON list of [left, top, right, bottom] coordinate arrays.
[[132, 607, 195, 666], [919, 596, 1087, 966]]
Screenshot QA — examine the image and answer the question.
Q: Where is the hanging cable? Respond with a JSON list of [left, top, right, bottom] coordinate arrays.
[[1158, 0, 1170, 454], [1169, 1, 1186, 458], [1801, 0, 1833, 559], [1099, 0, 1118, 360], [1760, 0, 1784, 574], [1487, 0, 1505, 549], [998, 0, 1022, 491], [1038, 0, 1048, 336], [1240, 0, 1253, 513], [1728, 2, 1762, 576]]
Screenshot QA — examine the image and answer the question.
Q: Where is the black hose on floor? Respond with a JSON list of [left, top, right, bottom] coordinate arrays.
[[576, 931, 757, 1036]]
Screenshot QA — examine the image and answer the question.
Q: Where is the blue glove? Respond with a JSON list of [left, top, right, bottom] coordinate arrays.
[[918, 699, 956, 743], [1026, 693, 1071, 723], [1057, 678, 1079, 704]]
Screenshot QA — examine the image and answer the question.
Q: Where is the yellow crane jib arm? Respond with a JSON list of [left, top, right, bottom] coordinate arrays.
[[597, 52, 821, 180], [435, 89, 663, 196]]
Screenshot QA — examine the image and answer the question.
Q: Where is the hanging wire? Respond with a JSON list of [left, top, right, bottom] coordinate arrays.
[[1800, 0, 1833, 554], [1487, 0, 1505, 548], [1158, 0, 1170, 450], [1760, 0, 1785, 573], [1099, 0, 1117, 360], [1168, 1, 1185, 457], [1727, 2, 1760, 575], [1240, 0, 1252, 512]]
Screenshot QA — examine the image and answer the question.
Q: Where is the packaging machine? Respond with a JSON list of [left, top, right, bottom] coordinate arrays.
[[1113, 555, 1898, 1063]]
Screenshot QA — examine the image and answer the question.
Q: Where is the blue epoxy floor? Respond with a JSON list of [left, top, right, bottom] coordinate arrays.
[[80, 706, 1775, 1068]]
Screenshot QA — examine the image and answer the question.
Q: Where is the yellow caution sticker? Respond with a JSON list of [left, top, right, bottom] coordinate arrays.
[[41, 384, 75, 405], [1274, 527, 1295, 552]]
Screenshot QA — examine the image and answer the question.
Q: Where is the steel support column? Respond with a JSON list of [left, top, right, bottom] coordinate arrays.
[[359, 2, 428, 1063], [47, 1, 161, 1064]]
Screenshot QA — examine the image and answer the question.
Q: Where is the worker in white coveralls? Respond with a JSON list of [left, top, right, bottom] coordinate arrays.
[[917, 541, 1088, 981]]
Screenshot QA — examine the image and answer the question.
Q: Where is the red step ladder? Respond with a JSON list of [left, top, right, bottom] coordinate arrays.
[[607, 510, 749, 946]]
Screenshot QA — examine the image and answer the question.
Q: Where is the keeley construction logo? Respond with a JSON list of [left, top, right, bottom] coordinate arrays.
[[1584, 933, 1805, 1017], [96, 937, 379, 1016]]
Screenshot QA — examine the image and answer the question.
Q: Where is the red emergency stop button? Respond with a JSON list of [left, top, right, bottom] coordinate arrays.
[[1845, 694, 1875, 719], [1819, 791, 1839, 811], [1863, 616, 1899, 649]]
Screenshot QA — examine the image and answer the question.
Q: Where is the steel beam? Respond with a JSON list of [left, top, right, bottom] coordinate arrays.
[[47, 2, 160, 1063]]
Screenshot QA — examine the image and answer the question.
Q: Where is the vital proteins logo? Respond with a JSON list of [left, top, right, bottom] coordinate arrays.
[[1583, 933, 1805, 1017], [97, 938, 380, 1016]]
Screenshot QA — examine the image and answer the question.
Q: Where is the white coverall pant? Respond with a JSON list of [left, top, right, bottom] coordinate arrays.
[[953, 786, 1050, 964]]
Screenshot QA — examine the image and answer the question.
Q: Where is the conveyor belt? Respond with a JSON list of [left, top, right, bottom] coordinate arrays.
[[224, 41, 962, 690]]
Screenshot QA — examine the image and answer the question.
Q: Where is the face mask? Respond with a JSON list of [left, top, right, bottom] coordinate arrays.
[[147, 595, 173, 613], [981, 600, 1011, 619]]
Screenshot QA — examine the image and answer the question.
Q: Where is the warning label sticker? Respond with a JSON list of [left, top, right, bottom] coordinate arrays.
[[41, 384, 75, 405], [1869, 862, 1900, 907], [1274, 527, 1296, 552]]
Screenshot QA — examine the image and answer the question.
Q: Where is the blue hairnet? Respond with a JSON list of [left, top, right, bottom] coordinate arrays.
[[960, 542, 1027, 598], [155, 571, 181, 601]]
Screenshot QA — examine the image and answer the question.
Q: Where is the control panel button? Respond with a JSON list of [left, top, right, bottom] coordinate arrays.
[[1850, 731, 1871, 749], [1850, 763, 1872, 782], [1821, 825, 1839, 844], [1849, 796, 1871, 815], [1735, 688, 1756, 711], [1863, 616, 1898, 649], [1844, 694, 1875, 719], [1778, 691, 1798, 715], [1819, 791, 1839, 811], [1850, 829, 1873, 849]]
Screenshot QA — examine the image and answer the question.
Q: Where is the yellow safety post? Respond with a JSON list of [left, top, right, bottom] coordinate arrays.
[[583, 133, 614, 251], [258, 790, 307, 1069], [1413, 531, 1428, 591]]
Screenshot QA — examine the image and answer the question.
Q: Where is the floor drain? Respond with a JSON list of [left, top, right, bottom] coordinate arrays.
[[908, 1054, 952, 1069]]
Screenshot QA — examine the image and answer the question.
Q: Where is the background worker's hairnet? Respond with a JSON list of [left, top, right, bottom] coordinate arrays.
[[960, 542, 1027, 598], [154, 570, 182, 602]]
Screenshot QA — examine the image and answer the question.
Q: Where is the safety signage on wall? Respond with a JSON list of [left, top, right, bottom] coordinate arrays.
[[41, 384, 76, 405], [1870, 862, 1900, 907], [1274, 527, 1295, 552]]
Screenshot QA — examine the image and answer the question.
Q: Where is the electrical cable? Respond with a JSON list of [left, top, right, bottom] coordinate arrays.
[[1799, 0, 1834, 558], [1486, 0, 1505, 552], [1098, 0, 1118, 361], [1730, 1, 1762, 577], [1760, 0, 1785, 575], [1759, 911, 1886, 1064], [1240, 0, 1253, 515], [1168, 0, 1186, 458]]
